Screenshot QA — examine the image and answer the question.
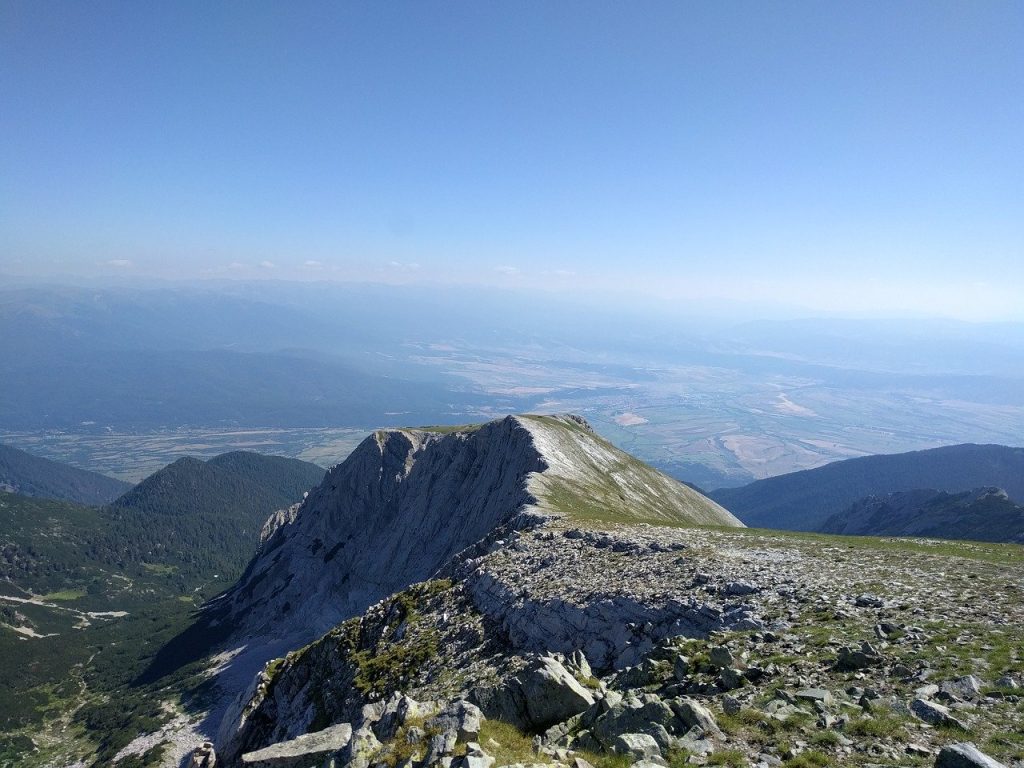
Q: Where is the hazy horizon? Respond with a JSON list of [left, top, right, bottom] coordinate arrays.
[[3, 2, 1022, 320]]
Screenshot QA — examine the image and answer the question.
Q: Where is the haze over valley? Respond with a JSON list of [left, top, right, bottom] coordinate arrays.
[[3, 283, 1023, 489]]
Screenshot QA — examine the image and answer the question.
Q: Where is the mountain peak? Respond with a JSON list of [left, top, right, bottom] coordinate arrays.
[[186, 415, 738, 697]]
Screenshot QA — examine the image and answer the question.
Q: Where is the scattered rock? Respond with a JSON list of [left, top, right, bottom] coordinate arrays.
[[855, 594, 885, 608]]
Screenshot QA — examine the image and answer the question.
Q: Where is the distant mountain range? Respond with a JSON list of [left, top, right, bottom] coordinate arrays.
[[1, 449, 324, 610], [818, 486, 1024, 543], [709, 443, 1024, 532], [0, 449, 324, 744], [0, 444, 131, 505]]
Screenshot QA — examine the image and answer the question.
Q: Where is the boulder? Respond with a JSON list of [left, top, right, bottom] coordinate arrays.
[[911, 698, 967, 730], [452, 742, 496, 768], [373, 693, 436, 741], [672, 655, 689, 681], [591, 693, 676, 748], [835, 643, 882, 671], [187, 742, 216, 768], [940, 676, 984, 701], [485, 655, 596, 731], [935, 743, 1007, 768], [709, 646, 734, 669], [240, 723, 353, 768], [855, 594, 885, 608], [995, 674, 1020, 690], [669, 698, 720, 736], [794, 689, 833, 707], [613, 732, 662, 761], [427, 700, 484, 746], [723, 581, 758, 596], [718, 668, 744, 690]]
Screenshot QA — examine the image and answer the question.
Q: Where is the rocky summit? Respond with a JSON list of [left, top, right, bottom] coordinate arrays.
[[202, 414, 739, 651], [113, 415, 1021, 768]]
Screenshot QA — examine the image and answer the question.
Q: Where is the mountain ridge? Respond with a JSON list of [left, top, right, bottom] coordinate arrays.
[[204, 414, 740, 649], [817, 486, 1024, 543], [709, 442, 1024, 531], [0, 444, 131, 505]]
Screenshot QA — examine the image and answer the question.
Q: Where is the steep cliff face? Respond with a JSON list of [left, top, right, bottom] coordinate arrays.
[[209, 416, 546, 644]]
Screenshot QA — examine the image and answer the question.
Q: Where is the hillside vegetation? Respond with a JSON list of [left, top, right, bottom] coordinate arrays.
[[0, 444, 131, 505], [710, 443, 1024, 531], [818, 486, 1024, 543], [0, 451, 324, 765]]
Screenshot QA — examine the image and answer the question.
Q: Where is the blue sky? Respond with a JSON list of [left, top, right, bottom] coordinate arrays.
[[1, 1, 1022, 319]]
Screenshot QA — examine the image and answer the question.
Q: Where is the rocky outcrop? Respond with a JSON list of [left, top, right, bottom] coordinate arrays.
[[209, 506, 1024, 768], [210, 417, 548, 646], [203, 414, 740, 761], [474, 655, 596, 730], [209, 415, 738, 650], [240, 722, 351, 767]]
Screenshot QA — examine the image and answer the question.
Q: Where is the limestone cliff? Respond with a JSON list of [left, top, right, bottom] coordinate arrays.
[[207, 414, 739, 648]]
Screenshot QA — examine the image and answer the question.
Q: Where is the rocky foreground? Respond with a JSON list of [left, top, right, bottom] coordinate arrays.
[[205, 519, 1023, 768]]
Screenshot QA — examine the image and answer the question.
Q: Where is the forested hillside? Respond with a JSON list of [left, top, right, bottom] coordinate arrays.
[[711, 443, 1024, 530], [0, 444, 131, 505], [0, 451, 324, 762]]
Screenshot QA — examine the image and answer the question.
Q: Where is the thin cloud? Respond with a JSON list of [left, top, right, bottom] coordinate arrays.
[[303, 260, 323, 268], [104, 259, 133, 268], [387, 260, 421, 271], [259, 260, 276, 269], [494, 265, 520, 276]]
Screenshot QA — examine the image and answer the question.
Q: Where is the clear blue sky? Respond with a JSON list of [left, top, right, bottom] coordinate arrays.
[[2, 1, 1022, 319]]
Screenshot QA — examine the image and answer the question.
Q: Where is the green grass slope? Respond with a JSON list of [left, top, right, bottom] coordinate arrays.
[[0, 444, 131, 505], [710, 443, 1024, 531], [521, 414, 743, 527]]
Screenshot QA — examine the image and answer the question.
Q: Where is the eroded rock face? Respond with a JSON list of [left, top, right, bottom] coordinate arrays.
[[212, 417, 549, 645], [208, 415, 738, 663], [208, 414, 740, 761]]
